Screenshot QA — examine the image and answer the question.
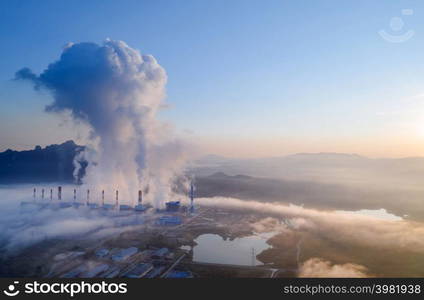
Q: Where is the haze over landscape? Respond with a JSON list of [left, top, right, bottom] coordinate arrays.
[[2, 0, 424, 278]]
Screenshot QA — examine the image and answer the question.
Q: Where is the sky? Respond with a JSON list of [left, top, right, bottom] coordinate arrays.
[[1, 0, 424, 157]]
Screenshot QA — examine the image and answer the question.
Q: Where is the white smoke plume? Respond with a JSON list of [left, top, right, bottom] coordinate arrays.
[[249, 217, 289, 233], [15, 40, 190, 207], [298, 258, 369, 278], [196, 197, 424, 252]]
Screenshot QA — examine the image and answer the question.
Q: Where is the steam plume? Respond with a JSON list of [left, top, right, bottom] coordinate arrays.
[[299, 258, 369, 277], [16, 40, 189, 206]]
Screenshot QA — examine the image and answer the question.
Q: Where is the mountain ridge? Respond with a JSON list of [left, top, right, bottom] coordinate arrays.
[[0, 140, 85, 183]]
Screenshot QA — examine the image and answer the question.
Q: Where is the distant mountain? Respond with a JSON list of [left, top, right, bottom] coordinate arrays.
[[195, 171, 424, 222], [287, 152, 364, 158], [193, 152, 424, 188], [285, 152, 365, 161], [0, 140, 86, 183]]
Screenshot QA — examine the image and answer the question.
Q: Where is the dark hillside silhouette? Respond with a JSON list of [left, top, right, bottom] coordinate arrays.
[[0, 140, 85, 183]]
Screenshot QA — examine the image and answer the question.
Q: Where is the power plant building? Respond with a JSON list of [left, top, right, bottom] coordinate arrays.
[[152, 247, 169, 259], [80, 263, 109, 278], [124, 263, 153, 278], [95, 248, 109, 258], [165, 270, 193, 278], [165, 201, 181, 212], [111, 247, 138, 262], [156, 216, 182, 226]]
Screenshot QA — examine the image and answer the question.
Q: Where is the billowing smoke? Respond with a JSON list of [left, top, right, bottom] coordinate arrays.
[[298, 258, 369, 278], [15, 40, 189, 206]]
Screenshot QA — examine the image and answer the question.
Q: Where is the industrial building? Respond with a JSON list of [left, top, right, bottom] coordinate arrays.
[[145, 266, 166, 278], [95, 248, 109, 258], [87, 203, 99, 209], [124, 263, 153, 278], [111, 247, 138, 262], [103, 266, 121, 278], [165, 201, 181, 212], [156, 216, 182, 226], [50, 244, 192, 278], [165, 270, 193, 278], [60, 265, 86, 278], [134, 204, 147, 212], [152, 248, 169, 259], [80, 263, 109, 278], [59, 202, 73, 208], [119, 204, 133, 211], [72, 202, 84, 208], [102, 203, 115, 210]]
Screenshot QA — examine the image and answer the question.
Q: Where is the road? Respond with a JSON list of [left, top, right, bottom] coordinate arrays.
[[183, 261, 296, 278], [160, 253, 187, 278]]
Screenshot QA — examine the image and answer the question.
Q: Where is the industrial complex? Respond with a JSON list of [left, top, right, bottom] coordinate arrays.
[[9, 184, 293, 278]]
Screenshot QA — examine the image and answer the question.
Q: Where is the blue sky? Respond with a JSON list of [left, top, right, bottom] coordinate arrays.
[[2, 0, 424, 157]]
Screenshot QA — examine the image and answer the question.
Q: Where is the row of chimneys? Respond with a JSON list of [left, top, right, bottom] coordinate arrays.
[[32, 187, 143, 206]]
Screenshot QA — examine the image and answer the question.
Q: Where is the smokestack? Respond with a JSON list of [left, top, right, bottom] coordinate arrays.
[[73, 189, 76, 202], [102, 190, 105, 206], [58, 186, 62, 201], [50, 189, 53, 201], [86, 189, 90, 204], [190, 183, 194, 204], [33, 188, 36, 200], [115, 190, 119, 206], [134, 189, 145, 212], [189, 182, 195, 213], [41, 189, 45, 200]]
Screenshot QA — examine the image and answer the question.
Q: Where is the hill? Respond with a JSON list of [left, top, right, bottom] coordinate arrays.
[[0, 140, 85, 183]]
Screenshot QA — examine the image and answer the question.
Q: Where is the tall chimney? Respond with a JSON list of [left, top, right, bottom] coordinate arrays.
[[50, 189, 53, 201], [58, 186, 62, 201], [115, 190, 119, 206], [138, 190, 142, 205], [41, 189, 45, 200], [33, 188, 36, 200], [87, 189, 90, 204], [102, 190, 105, 206], [189, 182, 195, 213], [73, 189, 76, 202]]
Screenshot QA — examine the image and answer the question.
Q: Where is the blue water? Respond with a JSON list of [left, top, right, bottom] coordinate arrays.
[[188, 232, 273, 266]]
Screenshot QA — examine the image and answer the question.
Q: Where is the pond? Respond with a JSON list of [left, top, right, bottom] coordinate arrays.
[[184, 232, 274, 266]]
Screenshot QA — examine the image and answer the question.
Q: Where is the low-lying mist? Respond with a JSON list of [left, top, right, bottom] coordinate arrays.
[[194, 153, 424, 222], [197, 196, 424, 277], [0, 184, 172, 254]]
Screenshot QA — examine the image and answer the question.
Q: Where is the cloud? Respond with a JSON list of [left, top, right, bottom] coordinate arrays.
[[299, 258, 369, 277], [14, 67, 39, 85]]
